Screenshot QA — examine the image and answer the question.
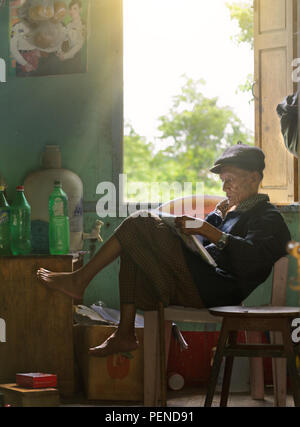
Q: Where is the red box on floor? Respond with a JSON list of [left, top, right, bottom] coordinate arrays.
[[167, 331, 220, 386], [16, 373, 57, 389], [167, 331, 278, 388], [167, 331, 247, 386]]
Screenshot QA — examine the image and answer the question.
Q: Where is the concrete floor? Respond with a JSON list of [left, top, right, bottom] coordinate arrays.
[[167, 386, 295, 407], [60, 386, 295, 407]]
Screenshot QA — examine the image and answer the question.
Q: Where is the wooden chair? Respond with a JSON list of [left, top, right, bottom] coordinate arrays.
[[143, 195, 290, 406], [204, 305, 300, 407], [143, 255, 289, 406]]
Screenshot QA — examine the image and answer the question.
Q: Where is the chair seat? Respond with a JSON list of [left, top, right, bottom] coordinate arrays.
[[209, 306, 300, 318], [164, 305, 222, 322], [205, 306, 300, 407]]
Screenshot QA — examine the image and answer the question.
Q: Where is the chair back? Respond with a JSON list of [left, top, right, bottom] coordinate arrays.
[[271, 257, 289, 306], [159, 194, 224, 219]]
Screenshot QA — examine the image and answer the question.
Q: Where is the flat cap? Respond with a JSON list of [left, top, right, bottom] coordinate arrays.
[[210, 143, 265, 174]]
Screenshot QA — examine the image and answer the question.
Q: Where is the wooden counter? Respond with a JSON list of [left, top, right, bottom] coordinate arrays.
[[0, 254, 83, 397]]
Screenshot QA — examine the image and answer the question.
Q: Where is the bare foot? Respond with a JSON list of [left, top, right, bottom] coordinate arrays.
[[36, 268, 86, 300], [88, 331, 139, 357]]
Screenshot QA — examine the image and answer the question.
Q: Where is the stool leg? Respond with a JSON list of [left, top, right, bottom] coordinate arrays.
[[281, 319, 300, 407], [270, 331, 286, 407], [205, 320, 229, 407], [220, 331, 238, 407], [144, 311, 160, 406], [246, 331, 265, 400], [158, 302, 167, 407]]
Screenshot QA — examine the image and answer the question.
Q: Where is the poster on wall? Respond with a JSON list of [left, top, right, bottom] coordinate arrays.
[[9, 0, 89, 77]]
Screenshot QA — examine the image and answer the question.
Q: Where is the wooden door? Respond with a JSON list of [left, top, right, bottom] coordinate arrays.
[[254, 0, 298, 203]]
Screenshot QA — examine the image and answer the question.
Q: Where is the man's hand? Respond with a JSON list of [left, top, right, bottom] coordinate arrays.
[[175, 216, 204, 235], [175, 215, 223, 244]]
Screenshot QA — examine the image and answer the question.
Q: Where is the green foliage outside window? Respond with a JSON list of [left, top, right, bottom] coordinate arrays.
[[124, 1, 255, 202], [124, 77, 253, 201]]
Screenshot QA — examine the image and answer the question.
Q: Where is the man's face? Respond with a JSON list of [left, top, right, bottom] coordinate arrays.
[[219, 166, 259, 206]]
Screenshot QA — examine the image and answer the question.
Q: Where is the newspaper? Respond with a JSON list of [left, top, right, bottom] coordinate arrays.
[[90, 303, 144, 327], [151, 210, 217, 267], [74, 303, 144, 327]]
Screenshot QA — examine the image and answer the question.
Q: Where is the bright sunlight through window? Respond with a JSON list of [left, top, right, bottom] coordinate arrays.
[[123, 0, 254, 203]]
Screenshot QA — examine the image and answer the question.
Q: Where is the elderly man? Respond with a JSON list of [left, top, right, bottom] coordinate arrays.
[[37, 144, 291, 357]]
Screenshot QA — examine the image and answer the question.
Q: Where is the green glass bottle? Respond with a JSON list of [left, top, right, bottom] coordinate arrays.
[[49, 181, 70, 255], [0, 186, 11, 256], [10, 186, 31, 256]]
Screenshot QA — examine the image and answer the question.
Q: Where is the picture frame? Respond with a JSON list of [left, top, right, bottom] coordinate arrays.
[[9, 0, 89, 77]]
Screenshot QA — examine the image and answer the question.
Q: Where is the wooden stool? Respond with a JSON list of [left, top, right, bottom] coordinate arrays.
[[204, 306, 300, 407]]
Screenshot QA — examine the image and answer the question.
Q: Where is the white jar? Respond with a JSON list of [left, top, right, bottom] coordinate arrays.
[[24, 145, 84, 253]]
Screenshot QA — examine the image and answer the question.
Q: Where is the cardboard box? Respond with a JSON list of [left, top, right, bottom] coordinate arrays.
[[74, 324, 144, 401], [0, 384, 60, 407]]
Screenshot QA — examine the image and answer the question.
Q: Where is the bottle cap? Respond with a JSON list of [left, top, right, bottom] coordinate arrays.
[[16, 186, 24, 191], [54, 180, 61, 186], [0, 186, 5, 191]]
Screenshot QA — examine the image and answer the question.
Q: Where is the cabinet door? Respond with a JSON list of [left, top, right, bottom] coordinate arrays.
[[0, 256, 75, 397], [254, 0, 298, 203]]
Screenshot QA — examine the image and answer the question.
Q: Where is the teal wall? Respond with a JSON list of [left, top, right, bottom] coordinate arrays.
[[1, 1, 299, 323], [0, 0, 123, 309]]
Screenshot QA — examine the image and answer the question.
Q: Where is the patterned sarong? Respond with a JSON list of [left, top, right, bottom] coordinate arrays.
[[114, 211, 205, 310]]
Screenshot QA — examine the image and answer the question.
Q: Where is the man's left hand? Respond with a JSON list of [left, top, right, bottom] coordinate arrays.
[[175, 216, 223, 244], [175, 216, 204, 235]]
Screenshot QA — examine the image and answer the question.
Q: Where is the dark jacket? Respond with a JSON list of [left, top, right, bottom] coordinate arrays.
[[183, 201, 291, 307]]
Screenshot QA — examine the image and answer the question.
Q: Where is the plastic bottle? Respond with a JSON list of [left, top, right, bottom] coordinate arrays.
[[10, 186, 31, 256], [0, 186, 11, 256], [49, 181, 70, 255]]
